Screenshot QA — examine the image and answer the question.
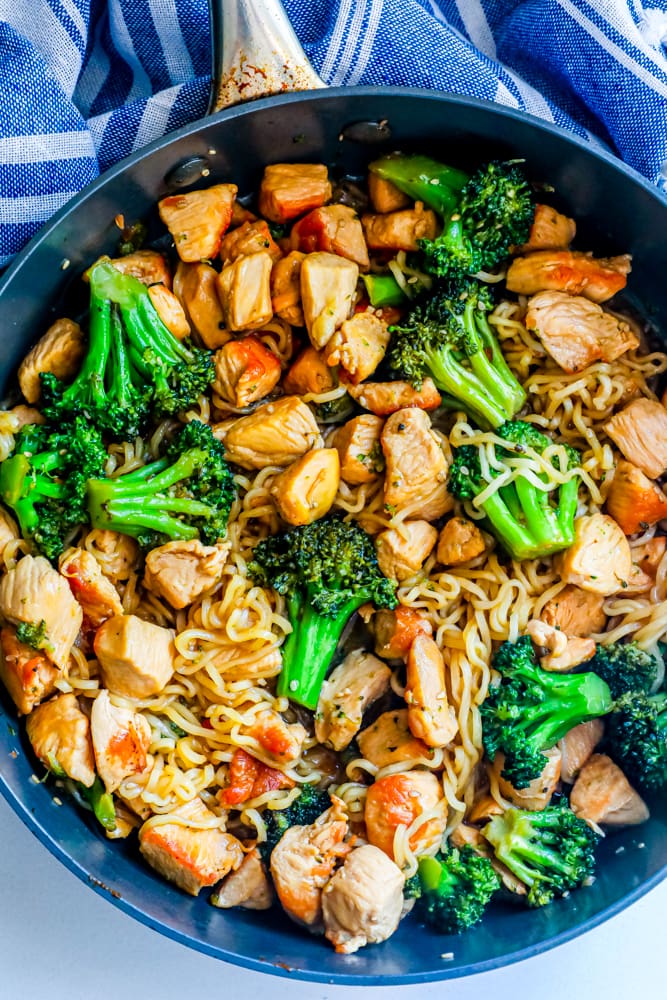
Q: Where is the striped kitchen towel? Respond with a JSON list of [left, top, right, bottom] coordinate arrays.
[[1, 1, 666, 267]]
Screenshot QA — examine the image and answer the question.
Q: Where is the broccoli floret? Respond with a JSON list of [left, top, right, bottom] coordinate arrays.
[[483, 801, 599, 907], [260, 784, 332, 859], [481, 636, 613, 788], [369, 153, 469, 218], [86, 419, 235, 547], [448, 420, 581, 560], [388, 278, 526, 428], [412, 848, 500, 934], [249, 516, 398, 709], [588, 641, 662, 699], [0, 418, 107, 561], [604, 690, 667, 792], [312, 392, 355, 425], [15, 620, 49, 651]]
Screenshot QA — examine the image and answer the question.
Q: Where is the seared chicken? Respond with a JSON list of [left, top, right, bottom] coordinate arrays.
[[519, 203, 576, 253], [219, 220, 281, 265], [372, 607, 433, 660], [540, 585, 607, 637], [361, 202, 438, 252], [525, 291, 638, 372], [367, 173, 411, 214], [85, 530, 139, 584], [0, 626, 58, 715], [243, 707, 307, 767], [604, 398, 667, 480], [559, 719, 604, 784], [315, 649, 391, 751], [173, 261, 230, 350], [506, 250, 631, 302], [347, 378, 441, 415], [405, 634, 457, 748], [90, 689, 151, 793], [94, 614, 175, 698], [558, 513, 632, 595], [357, 708, 430, 768], [332, 414, 385, 484], [259, 163, 332, 223], [158, 183, 237, 262], [147, 284, 191, 340], [18, 318, 85, 404], [382, 408, 452, 520], [322, 845, 405, 954], [324, 311, 390, 384], [213, 335, 282, 407], [219, 747, 294, 807], [143, 540, 229, 610], [270, 448, 340, 526], [26, 692, 96, 786], [375, 520, 438, 581], [493, 746, 562, 811], [291, 205, 369, 269], [436, 517, 486, 566], [300, 252, 359, 349], [0, 510, 19, 562], [283, 345, 337, 397], [364, 771, 445, 861], [570, 753, 649, 827], [105, 249, 172, 287], [219, 396, 322, 469], [59, 548, 123, 627], [212, 847, 273, 910], [271, 251, 306, 327], [605, 460, 667, 535], [217, 250, 274, 332], [526, 619, 595, 672]]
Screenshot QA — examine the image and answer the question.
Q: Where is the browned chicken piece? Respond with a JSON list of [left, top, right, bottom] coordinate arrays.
[[291, 205, 370, 270], [230, 200, 258, 228], [622, 562, 654, 596], [558, 513, 632, 595], [631, 536, 666, 578], [332, 414, 384, 484], [18, 318, 86, 404], [173, 261, 229, 350], [283, 345, 337, 397], [158, 183, 237, 262], [143, 540, 229, 610], [382, 408, 452, 521], [300, 252, 359, 349], [147, 284, 191, 340], [26, 692, 96, 786], [506, 250, 631, 302], [364, 771, 445, 860], [467, 794, 504, 825], [4, 404, 45, 431], [605, 398, 667, 480], [493, 746, 562, 811], [271, 250, 306, 327], [59, 548, 123, 628], [559, 719, 605, 784], [258, 163, 332, 223], [139, 798, 244, 896], [213, 335, 282, 407], [373, 607, 433, 660], [357, 708, 430, 768], [217, 250, 273, 332], [244, 707, 307, 767], [361, 202, 438, 253], [449, 823, 527, 897], [368, 173, 411, 214], [0, 626, 58, 715], [85, 530, 139, 583], [347, 378, 441, 415], [0, 555, 82, 669], [375, 520, 438, 582], [405, 634, 457, 748], [270, 448, 340, 526], [570, 753, 649, 827], [518, 204, 576, 253], [605, 459, 667, 535], [324, 311, 390, 384], [0, 510, 19, 561], [94, 614, 175, 698], [322, 844, 405, 954], [525, 619, 595, 672], [436, 517, 486, 566], [106, 249, 172, 287], [219, 396, 322, 469], [525, 291, 639, 373], [540, 585, 607, 637], [315, 649, 392, 751], [270, 796, 350, 928], [90, 689, 151, 793], [219, 220, 282, 264], [212, 847, 274, 911]]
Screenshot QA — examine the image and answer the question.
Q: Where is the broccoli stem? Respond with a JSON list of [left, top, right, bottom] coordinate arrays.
[[362, 273, 408, 308], [79, 776, 116, 832], [423, 344, 508, 429], [369, 154, 469, 217]]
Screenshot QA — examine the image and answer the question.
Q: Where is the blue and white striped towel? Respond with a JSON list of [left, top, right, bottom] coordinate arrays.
[[1, 1, 667, 268]]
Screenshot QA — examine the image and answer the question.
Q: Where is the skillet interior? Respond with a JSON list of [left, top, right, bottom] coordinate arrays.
[[0, 87, 665, 984]]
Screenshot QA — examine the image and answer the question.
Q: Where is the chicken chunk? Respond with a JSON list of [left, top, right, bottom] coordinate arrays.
[[25, 692, 96, 786], [368, 173, 411, 214], [605, 459, 667, 535], [300, 252, 359, 349], [18, 318, 86, 404], [315, 649, 392, 751], [525, 619, 596, 672], [218, 747, 294, 807], [570, 753, 649, 827], [271, 251, 306, 327], [173, 261, 229, 350], [0, 626, 58, 715], [219, 396, 322, 469], [525, 291, 639, 372], [158, 183, 237, 262], [212, 847, 273, 910], [322, 844, 404, 954], [105, 250, 172, 288], [324, 311, 390, 384], [361, 202, 438, 252], [382, 408, 452, 520], [373, 607, 433, 660], [0, 509, 19, 562], [540, 585, 607, 637], [283, 345, 337, 397], [90, 689, 151, 793], [219, 220, 281, 265], [258, 163, 332, 223], [375, 520, 438, 582], [94, 615, 175, 698], [519, 204, 576, 253], [506, 250, 631, 302], [270, 448, 340, 526], [59, 548, 123, 627], [558, 513, 632, 595], [143, 540, 229, 611], [213, 335, 282, 408], [436, 517, 486, 566], [364, 771, 445, 860], [357, 708, 430, 768], [332, 414, 384, 484], [291, 205, 369, 269], [405, 634, 457, 748], [147, 284, 190, 340], [244, 707, 307, 767], [559, 719, 605, 784], [0, 555, 82, 669], [139, 798, 244, 896], [347, 378, 442, 415], [493, 746, 562, 811], [85, 530, 139, 583], [605, 398, 667, 480], [270, 797, 350, 928], [217, 250, 273, 332]]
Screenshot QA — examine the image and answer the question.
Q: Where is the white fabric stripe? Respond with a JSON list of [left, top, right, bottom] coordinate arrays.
[[503, 67, 556, 121], [583, 0, 667, 73], [74, 11, 112, 118], [108, 0, 152, 103], [331, 0, 368, 85], [494, 80, 521, 109], [60, 0, 87, 41], [346, 0, 383, 84], [147, 0, 193, 84], [0, 0, 83, 97], [0, 131, 94, 165], [131, 85, 181, 152], [454, 0, 497, 58], [0, 191, 80, 224], [319, 0, 354, 80], [87, 110, 114, 154]]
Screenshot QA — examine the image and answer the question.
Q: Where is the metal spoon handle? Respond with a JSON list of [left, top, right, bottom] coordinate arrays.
[[207, 0, 325, 114]]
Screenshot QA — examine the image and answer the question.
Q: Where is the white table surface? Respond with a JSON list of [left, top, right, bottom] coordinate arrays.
[[0, 793, 663, 999]]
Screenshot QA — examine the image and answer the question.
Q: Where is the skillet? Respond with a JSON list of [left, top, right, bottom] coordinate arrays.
[[0, 0, 665, 984]]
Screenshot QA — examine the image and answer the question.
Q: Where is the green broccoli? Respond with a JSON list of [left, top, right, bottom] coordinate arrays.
[[259, 784, 332, 859], [481, 636, 613, 788], [448, 420, 581, 560], [311, 392, 355, 425], [249, 516, 398, 709], [604, 690, 667, 792], [369, 153, 469, 218], [362, 272, 409, 308], [86, 419, 235, 548], [587, 641, 662, 699], [412, 848, 500, 934], [483, 802, 599, 907], [44, 756, 116, 833]]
